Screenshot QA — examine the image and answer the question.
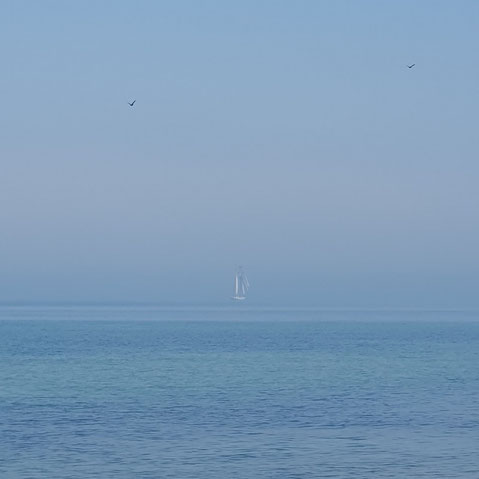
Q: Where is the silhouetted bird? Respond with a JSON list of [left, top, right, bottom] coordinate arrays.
[[128, 100, 136, 107], [407, 64, 415, 69]]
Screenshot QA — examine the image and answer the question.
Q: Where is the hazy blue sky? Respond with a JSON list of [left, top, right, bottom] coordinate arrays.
[[1, 0, 479, 306]]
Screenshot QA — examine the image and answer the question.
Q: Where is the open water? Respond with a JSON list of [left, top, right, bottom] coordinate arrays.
[[1, 307, 478, 478]]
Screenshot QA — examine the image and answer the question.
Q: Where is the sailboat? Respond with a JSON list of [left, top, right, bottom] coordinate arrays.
[[232, 266, 249, 301]]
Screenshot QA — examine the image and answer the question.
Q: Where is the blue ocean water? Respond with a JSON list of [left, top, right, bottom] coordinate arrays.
[[1, 307, 479, 478]]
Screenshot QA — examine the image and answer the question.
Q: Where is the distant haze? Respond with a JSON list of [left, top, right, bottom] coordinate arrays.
[[1, 1, 478, 307]]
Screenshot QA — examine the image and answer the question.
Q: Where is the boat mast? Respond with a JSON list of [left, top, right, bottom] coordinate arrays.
[[233, 266, 249, 299]]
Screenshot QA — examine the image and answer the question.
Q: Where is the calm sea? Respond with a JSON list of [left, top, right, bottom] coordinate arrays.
[[1, 307, 478, 478]]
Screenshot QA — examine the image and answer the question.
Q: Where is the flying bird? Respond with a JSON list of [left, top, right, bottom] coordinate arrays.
[[407, 64, 415, 69], [128, 100, 136, 107]]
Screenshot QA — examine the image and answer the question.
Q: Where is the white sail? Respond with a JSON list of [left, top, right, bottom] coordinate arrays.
[[232, 267, 249, 300]]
